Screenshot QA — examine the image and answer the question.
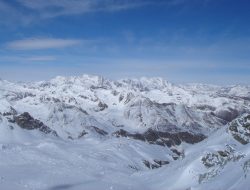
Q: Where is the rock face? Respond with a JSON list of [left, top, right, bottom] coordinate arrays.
[[86, 126, 108, 136], [143, 159, 169, 169], [14, 112, 57, 136], [199, 145, 245, 184], [228, 114, 250, 144], [112, 128, 206, 147], [201, 147, 243, 168], [3, 107, 17, 116], [96, 102, 108, 111]]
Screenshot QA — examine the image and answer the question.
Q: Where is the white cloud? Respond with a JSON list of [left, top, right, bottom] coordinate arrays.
[[6, 38, 81, 50], [25, 56, 57, 61], [0, 55, 57, 63], [18, 0, 156, 18], [0, 0, 193, 24]]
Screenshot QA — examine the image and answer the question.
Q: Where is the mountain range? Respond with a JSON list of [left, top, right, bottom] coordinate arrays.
[[0, 75, 250, 190]]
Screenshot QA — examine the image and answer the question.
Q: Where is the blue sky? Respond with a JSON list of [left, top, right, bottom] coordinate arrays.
[[0, 0, 250, 84]]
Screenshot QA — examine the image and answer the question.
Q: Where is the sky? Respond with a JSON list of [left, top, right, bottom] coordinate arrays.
[[0, 0, 250, 84]]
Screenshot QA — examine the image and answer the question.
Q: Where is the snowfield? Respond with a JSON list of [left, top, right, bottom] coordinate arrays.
[[0, 75, 250, 190]]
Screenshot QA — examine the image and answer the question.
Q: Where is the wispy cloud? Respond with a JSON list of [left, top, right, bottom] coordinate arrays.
[[0, 0, 204, 24], [17, 0, 156, 18], [6, 38, 82, 50], [0, 55, 57, 63], [25, 56, 57, 61], [0, 0, 162, 25]]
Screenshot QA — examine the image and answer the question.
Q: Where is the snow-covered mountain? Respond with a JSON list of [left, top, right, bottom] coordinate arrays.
[[0, 75, 250, 189]]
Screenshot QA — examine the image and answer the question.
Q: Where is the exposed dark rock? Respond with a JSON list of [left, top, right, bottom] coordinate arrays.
[[78, 108, 89, 115], [172, 156, 179, 160], [202, 153, 221, 168], [3, 107, 17, 116], [111, 121, 124, 128], [52, 97, 60, 103], [196, 105, 216, 111], [199, 145, 245, 184], [13, 112, 57, 136], [90, 85, 109, 90], [232, 134, 248, 145], [14, 112, 38, 129], [124, 93, 135, 104], [201, 145, 244, 169], [143, 160, 160, 169], [217, 150, 230, 157], [7, 92, 36, 101], [144, 129, 160, 142], [228, 114, 250, 144], [177, 131, 206, 144], [153, 159, 169, 166], [128, 165, 140, 172], [78, 95, 88, 99], [7, 118, 15, 123], [119, 94, 124, 102], [143, 159, 169, 169], [97, 102, 108, 111], [132, 133, 146, 141], [111, 90, 119, 96], [143, 160, 152, 169], [171, 148, 183, 157], [3, 107, 18, 123], [78, 130, 88, 138], [39, 96, 60, 103], [112, 129, 130, 137], [87, 126, 108, 136], [3, 112, 12, 116], [112, 128, 206, 147]]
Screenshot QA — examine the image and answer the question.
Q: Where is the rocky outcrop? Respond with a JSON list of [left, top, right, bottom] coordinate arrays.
[[86, 126, 108, 136], [228, 114, 250, 144], [77, 130, 88, 138], [94, 102, 108, 112], [2, 107, 17, 116], [112, 128, 206, 147], [13, 112, 57, 136], [143, 159, 169, 169], [199, 145, 245, 184], [97, 102, 108, 111]]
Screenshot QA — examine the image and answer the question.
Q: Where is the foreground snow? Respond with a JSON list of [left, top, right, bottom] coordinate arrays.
[[1, 117, 250, 190]]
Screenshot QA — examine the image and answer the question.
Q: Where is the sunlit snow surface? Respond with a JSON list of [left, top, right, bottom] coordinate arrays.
[[0, 75, 250, 190], [1, 121, 250, 190]]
